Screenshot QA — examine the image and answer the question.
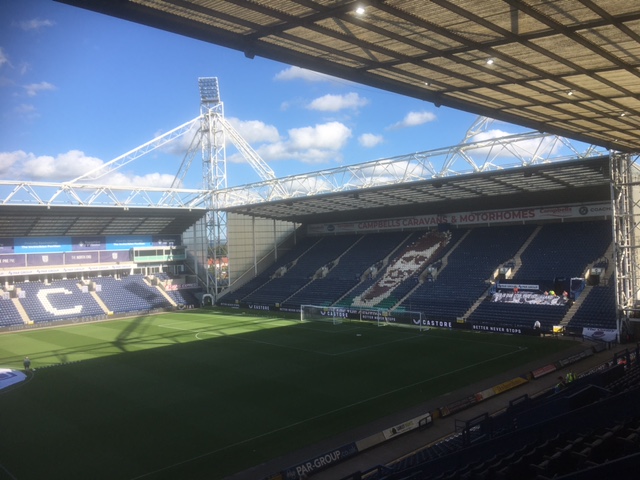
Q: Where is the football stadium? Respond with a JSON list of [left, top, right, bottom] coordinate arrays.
[[3, 2, 640, 480]]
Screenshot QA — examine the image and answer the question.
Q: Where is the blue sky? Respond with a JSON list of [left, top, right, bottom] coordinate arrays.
[[0, 0, 580, 190]]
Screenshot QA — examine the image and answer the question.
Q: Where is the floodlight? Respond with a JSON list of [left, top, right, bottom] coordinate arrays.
[[198, 77, 220, 103]]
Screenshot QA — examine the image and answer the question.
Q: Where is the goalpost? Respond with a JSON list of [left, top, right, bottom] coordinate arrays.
[[300, 305, 426, 329], [300, 305, 347, 325]]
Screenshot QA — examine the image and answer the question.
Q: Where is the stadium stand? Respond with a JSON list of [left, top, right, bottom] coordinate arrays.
[[513, 220, 612, 284], [283, 231, 410, 308], [153, 272, 203, 307], [220, 220, 620, 335], [467, 221, 613, 331], [352, 230, 453, 309], [225, 236, 319, 303], [16, 279, 105, 323], [2, 219, 616, 334], [241, 234, 362, 306], [0, 272, 204, 327], [0, 297, 24, 327], [568, 284, 618, 331], [92, 275, 172, 314], [398, 224, 537, 321], [358, 350, 640, 480]]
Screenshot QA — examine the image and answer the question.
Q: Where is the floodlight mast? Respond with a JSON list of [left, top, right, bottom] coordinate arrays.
[[199, 77, 228, 296]]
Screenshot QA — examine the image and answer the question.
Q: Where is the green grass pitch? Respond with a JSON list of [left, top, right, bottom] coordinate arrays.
[[0, 309, 576, 480]]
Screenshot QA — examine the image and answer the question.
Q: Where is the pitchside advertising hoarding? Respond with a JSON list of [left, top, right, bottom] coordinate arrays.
[[308, 202, 612, 235], [236, 303, 536, 335]]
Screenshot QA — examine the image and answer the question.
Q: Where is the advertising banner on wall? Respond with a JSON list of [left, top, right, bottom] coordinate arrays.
[[0, 254, 26, 268], [152, 235, 181, 246], [26, 252, 64, 267], [0, 238, 15, 254], [66, 251, 99, 264], [73, 237, 105, 251], [308, 202, 612, 235], [106, 235, 152, 250], [99, 250, 131, 263], [15, 237, 72, 254]]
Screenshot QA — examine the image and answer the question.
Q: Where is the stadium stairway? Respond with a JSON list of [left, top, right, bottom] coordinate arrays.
[[385, 230, 471, 312], [508, 225, 542, 278], [560, 285, 593, 325], [11, 297, 31, 325], [331, 232, 415, 308], [225, 340, 616, 480], [560, 248, 614, 328], [89, 290, 110, 314], [154, 283, 178, 307], [419, 228, 470, 282], [458, 282, 494, 321]]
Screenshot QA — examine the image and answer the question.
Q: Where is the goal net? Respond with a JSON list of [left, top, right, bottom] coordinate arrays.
[[300, 305, 347, 325]]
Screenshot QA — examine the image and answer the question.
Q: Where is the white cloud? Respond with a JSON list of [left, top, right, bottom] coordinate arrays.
[[145, 118, 352, 172], [21, 150, 104, 181], [156, 122, 200, 157], [227, 117, 280, 143], [16, 18, 55, 31], [358, 133, 383, 148], [24, 81, 56, 97], [274, 66, 341, 83], [388, 110, 437, 130], [0, 150, 102, 182], [0, 149, 177, 186], [288, 122, 351, 151], [161, 117, 281, 158], [467, 129, 562, 160], [102, 171, 177, 188], [468, 129, 514, 142], [14, 103, 37, 115], [278, 121, 352, 164], [0, 151, 25, 177], [0, 47, 9, 69], [307, 92, 369, 112], [231, 121, 352, 165]]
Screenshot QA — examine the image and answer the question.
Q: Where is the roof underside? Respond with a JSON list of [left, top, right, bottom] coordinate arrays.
[[0, 206, 206, 238], [225, 156, 611, 224], [58, 0, 640, 153]]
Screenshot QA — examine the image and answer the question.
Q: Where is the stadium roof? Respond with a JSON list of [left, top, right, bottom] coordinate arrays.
[[225, 156, 611, 224], [58, 0, 640, 153], [0, 205, 206, 238]]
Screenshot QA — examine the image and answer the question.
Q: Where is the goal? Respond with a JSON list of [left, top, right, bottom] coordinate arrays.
[[300, 305, 347, 325]]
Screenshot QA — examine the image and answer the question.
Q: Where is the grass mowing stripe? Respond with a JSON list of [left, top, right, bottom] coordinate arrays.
[[159, 321, 465, 357], [130, 344, 526, 480], [0, 309, 576, 479]]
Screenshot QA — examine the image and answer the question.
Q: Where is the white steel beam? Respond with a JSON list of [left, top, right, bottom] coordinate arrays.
[[67, 116, 201, 183], [0, 180, 209, 208], [216, 131, 607, 208]]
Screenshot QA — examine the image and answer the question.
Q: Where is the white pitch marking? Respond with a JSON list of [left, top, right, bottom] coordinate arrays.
[[129, 346, 526, 480]]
